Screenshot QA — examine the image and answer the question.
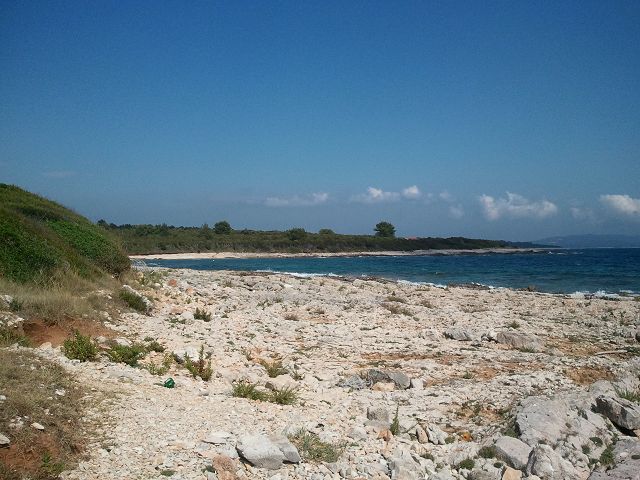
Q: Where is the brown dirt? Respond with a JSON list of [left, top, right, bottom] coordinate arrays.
[[0, 433, 63, 477], [566, 365, 614, 385], [22, 318, 116, 347]]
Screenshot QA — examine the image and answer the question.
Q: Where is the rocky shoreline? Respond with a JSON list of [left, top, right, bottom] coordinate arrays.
[[3, 267, 640, 480]]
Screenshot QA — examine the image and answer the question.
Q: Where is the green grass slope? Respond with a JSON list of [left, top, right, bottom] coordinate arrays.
[[0, 184, 130, 284]]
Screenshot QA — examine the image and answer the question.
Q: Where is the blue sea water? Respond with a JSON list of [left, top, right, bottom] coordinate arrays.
[[146, 248, 640, 295]]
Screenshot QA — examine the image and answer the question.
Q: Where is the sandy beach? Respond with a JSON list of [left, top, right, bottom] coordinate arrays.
[[21, 266, 640, 479], [130, 247, 548, 261]]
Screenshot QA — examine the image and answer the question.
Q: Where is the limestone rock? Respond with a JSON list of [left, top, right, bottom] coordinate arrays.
[[496, 332, 542, 351], [525, 444, 582, 480], [365, 369, 411, 389], [445, 328, 476, 341], [367, 407, 390, 424], [494, 436, 532, 470], [426, 424, 447, 445], [501, 466, 522, 480], [236, 434, 285, 470], [595, 396, 640, 430], [0, 433, 9, 447], [515, 396, 570, 446], [269, 434, 301, 463]]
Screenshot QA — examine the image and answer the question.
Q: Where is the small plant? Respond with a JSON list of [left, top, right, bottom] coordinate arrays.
[[456, 458, 475, 470], [462, 371, 474, 379], [108, 343, 147, 366], [288, 429, 344, 463], [421, 451, 435, 461], [493, 461, 503, 468], [40, 451, 65, 477], [615, 388, 640, 404], [144, 353, 173, 375], [119, 288, 147, 312], [9, 298, 23, 312], [284, 313, 299, 321], [146, 339, 165, 353], [232, 379, 267, 400], [386, 295, 407, 303], [445, 436, 455, 444], [507, 320, 521, 329], [599, 444, 614, 466], [383, 303, 412, 316], [194, 307, 211, 321], [390, 406, 400, 435], [184, 345, 213, 381], [590, 436, 603, 446], [269, 385, 299, 405], [62, 331, 97, 362], [0, 326, 30, 347], [478, 446, 496, 458], [259, 358, 288, 378], [582, 444, 591, 455]]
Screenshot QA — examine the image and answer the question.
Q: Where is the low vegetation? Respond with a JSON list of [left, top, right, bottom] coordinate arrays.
[[62, 331, 98, 362], [259, 358, 288, 378], [184, 345, 213, 381], [0, 350, 89, 480], [119, 288, 148, 312], [288, 429, 345, 463], [193, 307, 211, 321], [107, 342, 147, 367]]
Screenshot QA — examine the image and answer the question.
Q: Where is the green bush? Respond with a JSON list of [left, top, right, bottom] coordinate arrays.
[[108, 343, 147, 366], [62, 331, 97, 362], [456, 458, 475, 470], [119, 289, 147, 312], [232, 380, 267, 400], [268, 386, 299, 405], [478, 446, 496, 458], [259, 358, 287, 378]]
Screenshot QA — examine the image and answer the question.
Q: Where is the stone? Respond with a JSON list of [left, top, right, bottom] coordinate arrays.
[[31, 422, 45, 430], [269, 434, 301, 463], [367, 407, 390, 424], [525, 444, 582, 480], [415, 425, 429, 444], [410, 378, 424, 390], [371, 382, 395, 392], [496, 332, 542, 351], [365, 369, 411, 389], [426, 424, 447, 445], [337, 375, 368, 390], [114, 337, 132, 347], [595, 395, 640, 430], [444, 328, 476, 341], [212, 454, 239, 480], [494, 436, 532, 470], [587, 437, 640, 479], [388, 447, 423, 480], [515, 396, 570, 446], [501, 466, 522, 480], [236, 434, 285, 470], [203, 431, 232, 445], [347, 426, 368, 441], [0, 433, 9, 447]]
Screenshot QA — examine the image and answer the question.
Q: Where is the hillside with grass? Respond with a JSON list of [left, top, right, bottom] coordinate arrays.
[[0, 184, 130, 284]]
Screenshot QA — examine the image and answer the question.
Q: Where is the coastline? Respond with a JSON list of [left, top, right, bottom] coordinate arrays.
[[130, 246, 549, 260]]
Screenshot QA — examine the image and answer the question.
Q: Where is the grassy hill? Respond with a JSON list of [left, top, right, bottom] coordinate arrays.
[[0, 184, 130, 284]]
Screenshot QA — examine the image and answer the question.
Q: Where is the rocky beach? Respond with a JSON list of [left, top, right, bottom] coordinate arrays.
[[3, 267, 640, 480]]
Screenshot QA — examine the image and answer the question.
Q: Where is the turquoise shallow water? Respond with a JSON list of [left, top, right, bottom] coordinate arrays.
[[146, 248, 640, 295]]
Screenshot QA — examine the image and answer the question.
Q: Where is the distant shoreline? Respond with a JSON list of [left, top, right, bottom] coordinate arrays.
[[130, 247, 549, 260]]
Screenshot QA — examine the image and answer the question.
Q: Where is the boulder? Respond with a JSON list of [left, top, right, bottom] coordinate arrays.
[[388, 447, 424, 480], [494, 436, 532, 470], [515, 396, 571, 446], [444, 328, 476, 341], [337, 375, 368, 390], [365, 369, 411, 389], [269, 435, 300, 463], [525, 444, 583, 480], [236, 434, 285, 470], [367, 407, 390, 424], [501, 466, 522, 480], [595, 396, 640, 430], [416, 425, 429, 444], [426, 424, 447, 445], [0, 433, 9, 447], [496, 332, 542, 351], [587, 437, 640, 479]]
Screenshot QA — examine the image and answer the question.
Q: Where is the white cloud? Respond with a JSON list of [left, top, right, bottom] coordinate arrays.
[[449, 204, 464, 219], [599, 194, 640, 216], [479, 192, 558, 220], [439, 191, 453, 202], [43, 170, 76, 178], [351, 187, 400, 204], [402, 185, 422, 199], [264, 192, 329, 207], [570, 206, 596, 221]]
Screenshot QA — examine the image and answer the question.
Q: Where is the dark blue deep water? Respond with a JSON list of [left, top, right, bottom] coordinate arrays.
[[146, 249, 640, 295]]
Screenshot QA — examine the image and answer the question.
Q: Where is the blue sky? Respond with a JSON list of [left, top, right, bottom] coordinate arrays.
[[1, 1, 639, 241]]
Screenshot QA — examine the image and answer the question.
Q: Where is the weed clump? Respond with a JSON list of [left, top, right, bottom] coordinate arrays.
[[119, 288, 148, 312], [0, 326, 30, 347], [62, 331, 97, 362], [108, 342, 147, 366], [184, 345, 213, 381], [288, 429, 344, 463], [259, 358, 288, 378], [269, 386, 299, 405], [456, 458, 475, 470], [478, 446, 496, 458], [194, 307, 211, 321], [232, 380, 267, 401]]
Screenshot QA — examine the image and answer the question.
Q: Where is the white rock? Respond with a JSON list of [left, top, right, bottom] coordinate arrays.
[[31, 422, 45, 430]]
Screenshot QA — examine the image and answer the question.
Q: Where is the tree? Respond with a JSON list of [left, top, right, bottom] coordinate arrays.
[[318, 228, 335, 235], [374, 221, 395, 238], [214, 220, 232, 235], [287, 228, 307, 241]]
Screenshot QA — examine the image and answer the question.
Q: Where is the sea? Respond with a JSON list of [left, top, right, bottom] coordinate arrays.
[[145, 248, 640, 296]]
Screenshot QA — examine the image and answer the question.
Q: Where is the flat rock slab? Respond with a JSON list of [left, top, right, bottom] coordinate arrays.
[[236, 434, 285, 470], [494, 435, 532, 470], [496, 331, 542, 351], [595, 396, 640, 430]]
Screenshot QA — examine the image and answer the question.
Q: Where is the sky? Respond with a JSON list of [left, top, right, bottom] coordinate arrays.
[[1, 1, 639, 241]]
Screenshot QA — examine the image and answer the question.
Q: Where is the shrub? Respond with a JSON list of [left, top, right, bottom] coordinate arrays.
[[288, 429, 344, 463], [599, 445, 614, 466], [62, 331, 97, 361], [144, 353, 173, 376], [108, 343, 147, 366], [259, 358, 287, 378], [615, 388, 640, 404], [146, 339, 165, 353], [232, 380, 267, 401], [268, 386, 299, 405], [0, 326, 30, 347], [119, 288, 147, 312], [194, 307, 211, 321], [456, 458, 475, 470], [184, 345, 213, 381], [478, 446, 496, 458]]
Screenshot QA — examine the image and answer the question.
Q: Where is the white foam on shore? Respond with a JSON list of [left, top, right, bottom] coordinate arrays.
[[256, 269, 340, 278]]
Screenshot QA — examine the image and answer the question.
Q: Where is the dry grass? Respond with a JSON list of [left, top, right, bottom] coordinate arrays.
[[0, 349, 89, 479]]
